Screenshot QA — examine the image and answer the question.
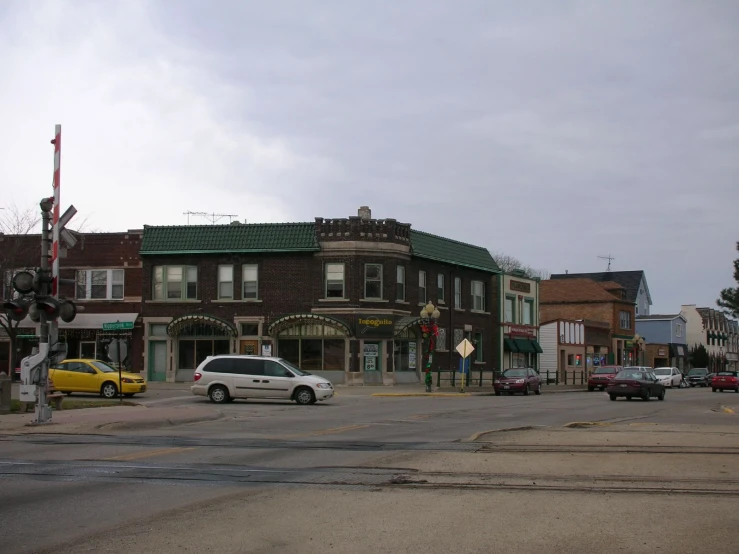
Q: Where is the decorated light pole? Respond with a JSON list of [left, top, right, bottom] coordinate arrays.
[[419, 302, 440, 392]]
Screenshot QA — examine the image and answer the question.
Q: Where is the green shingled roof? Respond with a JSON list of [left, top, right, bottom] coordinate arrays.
[[140, 223, 319, 255], [410, 230, 500, 273]]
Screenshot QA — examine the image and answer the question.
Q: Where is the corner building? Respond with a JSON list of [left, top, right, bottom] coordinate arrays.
[[140, 207, 501, 384]]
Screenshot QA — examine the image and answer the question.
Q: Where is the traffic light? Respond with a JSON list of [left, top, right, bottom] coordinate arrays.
[[2, 299, 30, 321], [31, 297, 78, 323]]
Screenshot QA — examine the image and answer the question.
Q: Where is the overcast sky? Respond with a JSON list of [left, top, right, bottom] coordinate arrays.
[[1, 0, 737, 314]]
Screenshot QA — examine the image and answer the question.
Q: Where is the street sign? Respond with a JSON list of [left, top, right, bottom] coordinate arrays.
[[102, 321, 134, 331], [455, 338, 475, 358], [458, 357, 470, 374]]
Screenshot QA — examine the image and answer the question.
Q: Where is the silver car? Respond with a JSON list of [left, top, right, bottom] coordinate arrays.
[[191, 355, 334, 405]]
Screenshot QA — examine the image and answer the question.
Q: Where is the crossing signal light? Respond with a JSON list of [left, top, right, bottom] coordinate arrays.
[[12, 271, 35, 295], [2, 299, 30, 321], [31, 297, 78, 323]]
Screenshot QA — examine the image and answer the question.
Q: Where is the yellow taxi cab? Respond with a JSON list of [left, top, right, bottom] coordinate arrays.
[[49, 359, 147, 398]]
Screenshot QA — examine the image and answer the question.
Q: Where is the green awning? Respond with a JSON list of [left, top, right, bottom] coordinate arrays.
[[513, 338, 536, 353], [530, 339, 543, 354], [503, 338, 519, 352]]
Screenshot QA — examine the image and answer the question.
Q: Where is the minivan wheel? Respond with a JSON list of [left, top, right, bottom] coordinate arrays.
[[209, 385, 229, 404], [101, 382, 118, 399], [294, 387, 315, 405]]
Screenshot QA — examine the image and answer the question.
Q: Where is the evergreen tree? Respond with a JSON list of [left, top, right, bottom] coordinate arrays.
[[717, 241, 739, 318], [688, 344, 709, 368]]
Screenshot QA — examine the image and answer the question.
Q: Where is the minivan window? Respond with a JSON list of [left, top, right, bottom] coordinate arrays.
[[232, 358, 264, 376], [203, 358, 236, 374], [280, 358, 309, 376], [264, 360, 293, 378]]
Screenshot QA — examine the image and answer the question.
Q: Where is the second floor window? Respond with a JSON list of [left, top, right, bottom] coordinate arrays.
[[523, 300, 534, 325], [365, 263, 383, 299], [76, 269, 124, 300], [419, 270, 427, 304], [153, 265, 197, 300], [325, 263, 345, 298], [437, 274, 445, 303], [676, 323, 682, 337], [396, 265, 405, 301], [243, 265, 258, 299], [619, 310, 632, 330], [471, 280, 485, 311], [505, 296, 515, 322], [454, 277, 461, 309], [218, 265, 233, 299]]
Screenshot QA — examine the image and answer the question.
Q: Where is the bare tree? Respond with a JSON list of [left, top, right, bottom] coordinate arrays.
[[0, 204, 40, 377], [491, 251, 550, 280]]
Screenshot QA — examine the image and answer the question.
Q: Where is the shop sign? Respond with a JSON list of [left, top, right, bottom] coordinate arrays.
[[356, 315, 395, 337], [363, 343, 379, 371], [509, 280, 531, 294], [507, 324, 535, 337], [261, 344, 272, 357], [657, 347, 666, 357], [408, 342, 417, 369]]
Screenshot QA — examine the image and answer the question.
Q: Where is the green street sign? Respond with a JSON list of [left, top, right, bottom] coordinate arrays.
[[102, 321, 134, 331]]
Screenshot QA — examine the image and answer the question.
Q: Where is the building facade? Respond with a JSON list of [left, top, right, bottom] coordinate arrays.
[[681, 305, 737, 372], [635, 314, 689, 371], [1, 231, 144, 376], [540, 278, 637, 366], [497, 271, 542, 370], [139, 208, 501, 384]]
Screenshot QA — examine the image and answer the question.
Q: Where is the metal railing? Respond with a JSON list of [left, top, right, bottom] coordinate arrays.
[[434, 369, 589, 387]]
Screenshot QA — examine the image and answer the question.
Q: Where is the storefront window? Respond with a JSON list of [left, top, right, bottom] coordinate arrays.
[[276, 323, 347, 371]]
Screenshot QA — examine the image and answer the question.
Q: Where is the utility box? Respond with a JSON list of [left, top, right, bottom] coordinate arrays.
[[0, 373, 11, 414], [19, 385, 37, 403]]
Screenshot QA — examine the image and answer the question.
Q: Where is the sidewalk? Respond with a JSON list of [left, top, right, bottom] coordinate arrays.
[[0, 404, 223, 434]]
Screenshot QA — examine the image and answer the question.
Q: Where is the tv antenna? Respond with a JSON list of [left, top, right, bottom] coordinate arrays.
[[183, 211, 238, 225], [598, 254, 615, 272]]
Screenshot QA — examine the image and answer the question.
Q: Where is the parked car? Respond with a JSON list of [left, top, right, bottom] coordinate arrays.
[[49, 359, 147, 398], [653, 367, 683, 388], [191, 355, 334, 405], [494, 368, 542, 396], [686, 368, 711, 387], [587, 365, 623, 391], [606, 369, 666, 401], [711, 371, 739, 393]]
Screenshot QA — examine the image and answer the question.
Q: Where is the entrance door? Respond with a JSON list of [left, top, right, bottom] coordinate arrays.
[[148, 341, 167, 382], [559, 349, 566, 380], [240, 339, 259, 355], [80, 341, 96, 359], [363, 341, 382, 384]]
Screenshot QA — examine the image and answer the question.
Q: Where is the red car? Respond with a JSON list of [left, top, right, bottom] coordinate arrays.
[[494, 368, 542, 396], [711, 371, 739, 393], [587, 365, 623, 391]]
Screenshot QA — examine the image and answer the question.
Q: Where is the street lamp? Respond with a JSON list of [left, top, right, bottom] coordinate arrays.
[[419, 302, 440, 392]]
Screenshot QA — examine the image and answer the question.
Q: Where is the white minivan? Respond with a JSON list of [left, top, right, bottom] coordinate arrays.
[[191, 355, 334, 405]]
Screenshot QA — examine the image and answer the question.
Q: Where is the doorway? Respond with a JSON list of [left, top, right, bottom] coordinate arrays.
[[79, 341, 96, 359], [363, 341, 382, 384], [148, 340, 167, 382], [559, 349, 566, 379], [240, 339, 259, 355]]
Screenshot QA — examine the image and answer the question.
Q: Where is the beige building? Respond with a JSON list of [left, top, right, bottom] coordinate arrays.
[[498, 271, 541, 370]]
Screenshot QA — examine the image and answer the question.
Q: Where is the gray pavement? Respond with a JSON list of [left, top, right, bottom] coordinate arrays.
[[0, 386, 737, 553]]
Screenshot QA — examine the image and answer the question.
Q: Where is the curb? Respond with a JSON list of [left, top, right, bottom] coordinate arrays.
[[463, 426, 539, 442], [94, 410, 225, 431]]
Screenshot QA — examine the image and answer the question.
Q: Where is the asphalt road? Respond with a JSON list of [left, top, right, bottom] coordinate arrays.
[[1, 387, 737, 553]]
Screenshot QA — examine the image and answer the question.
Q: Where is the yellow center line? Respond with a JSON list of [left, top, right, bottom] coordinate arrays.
[[103, 447, 197, 461]]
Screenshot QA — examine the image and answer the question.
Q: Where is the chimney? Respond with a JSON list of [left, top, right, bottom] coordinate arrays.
[[565, 270, 568, 274], [358, 206, 371, 221]]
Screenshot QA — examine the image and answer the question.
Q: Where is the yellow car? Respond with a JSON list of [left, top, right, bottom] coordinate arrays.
[[49, 359, 147, 398]]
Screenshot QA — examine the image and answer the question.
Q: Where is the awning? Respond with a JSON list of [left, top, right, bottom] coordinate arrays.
[[268, 313, 352, 336], [513, 338, 536, 353], [530, 339, 543, 354], [503, 338, 519, 352], [18, 313, 139, 331], [669, 343, 687, 358], [167, 314, 237, 337], [394, 316, 422, 336]]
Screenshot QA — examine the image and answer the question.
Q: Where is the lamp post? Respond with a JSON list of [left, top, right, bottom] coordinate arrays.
[[419, 302, 440, 392]]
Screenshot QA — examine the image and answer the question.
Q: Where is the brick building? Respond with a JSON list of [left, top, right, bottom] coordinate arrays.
[[540, 278, 637, 365], [139, 208, 501, 384], [1, 230, 144, 376]]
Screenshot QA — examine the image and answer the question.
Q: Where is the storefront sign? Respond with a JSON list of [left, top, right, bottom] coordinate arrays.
[[408, 342, 417, 369], [509, 280, 531, 294], [363, 343, 379, 371], [657, 347, 666, 357], [507, 324, 535, 337], [356, 315, 395, 337], [261, 344, 272, 357]]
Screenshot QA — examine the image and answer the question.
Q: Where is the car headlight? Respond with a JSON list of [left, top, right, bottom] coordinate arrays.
[[515, 379, 525, 384], [121, 378, 134, 383], [494, 380, 500, 384], [315, 383, 331, 389]]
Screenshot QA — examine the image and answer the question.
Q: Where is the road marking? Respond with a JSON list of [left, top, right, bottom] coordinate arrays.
[[103, 447, 197, 461], [371, 393, 471, 397]]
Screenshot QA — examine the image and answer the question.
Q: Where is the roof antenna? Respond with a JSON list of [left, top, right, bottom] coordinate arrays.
[[597, 255, 615, 272], [183, 211, 238, 224]]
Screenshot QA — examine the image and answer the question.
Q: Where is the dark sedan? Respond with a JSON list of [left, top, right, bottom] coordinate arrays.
[[494, 368, 542, 396], [686, 368, 710, 387], [606, 369, 666, 401]]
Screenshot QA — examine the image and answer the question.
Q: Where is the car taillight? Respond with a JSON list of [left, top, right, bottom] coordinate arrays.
[[630, 380, 641, 387], [193, 372, 202, 382]]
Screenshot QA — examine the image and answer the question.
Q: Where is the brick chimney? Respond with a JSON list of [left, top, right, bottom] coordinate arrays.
[[358, 206, 371, 221]]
